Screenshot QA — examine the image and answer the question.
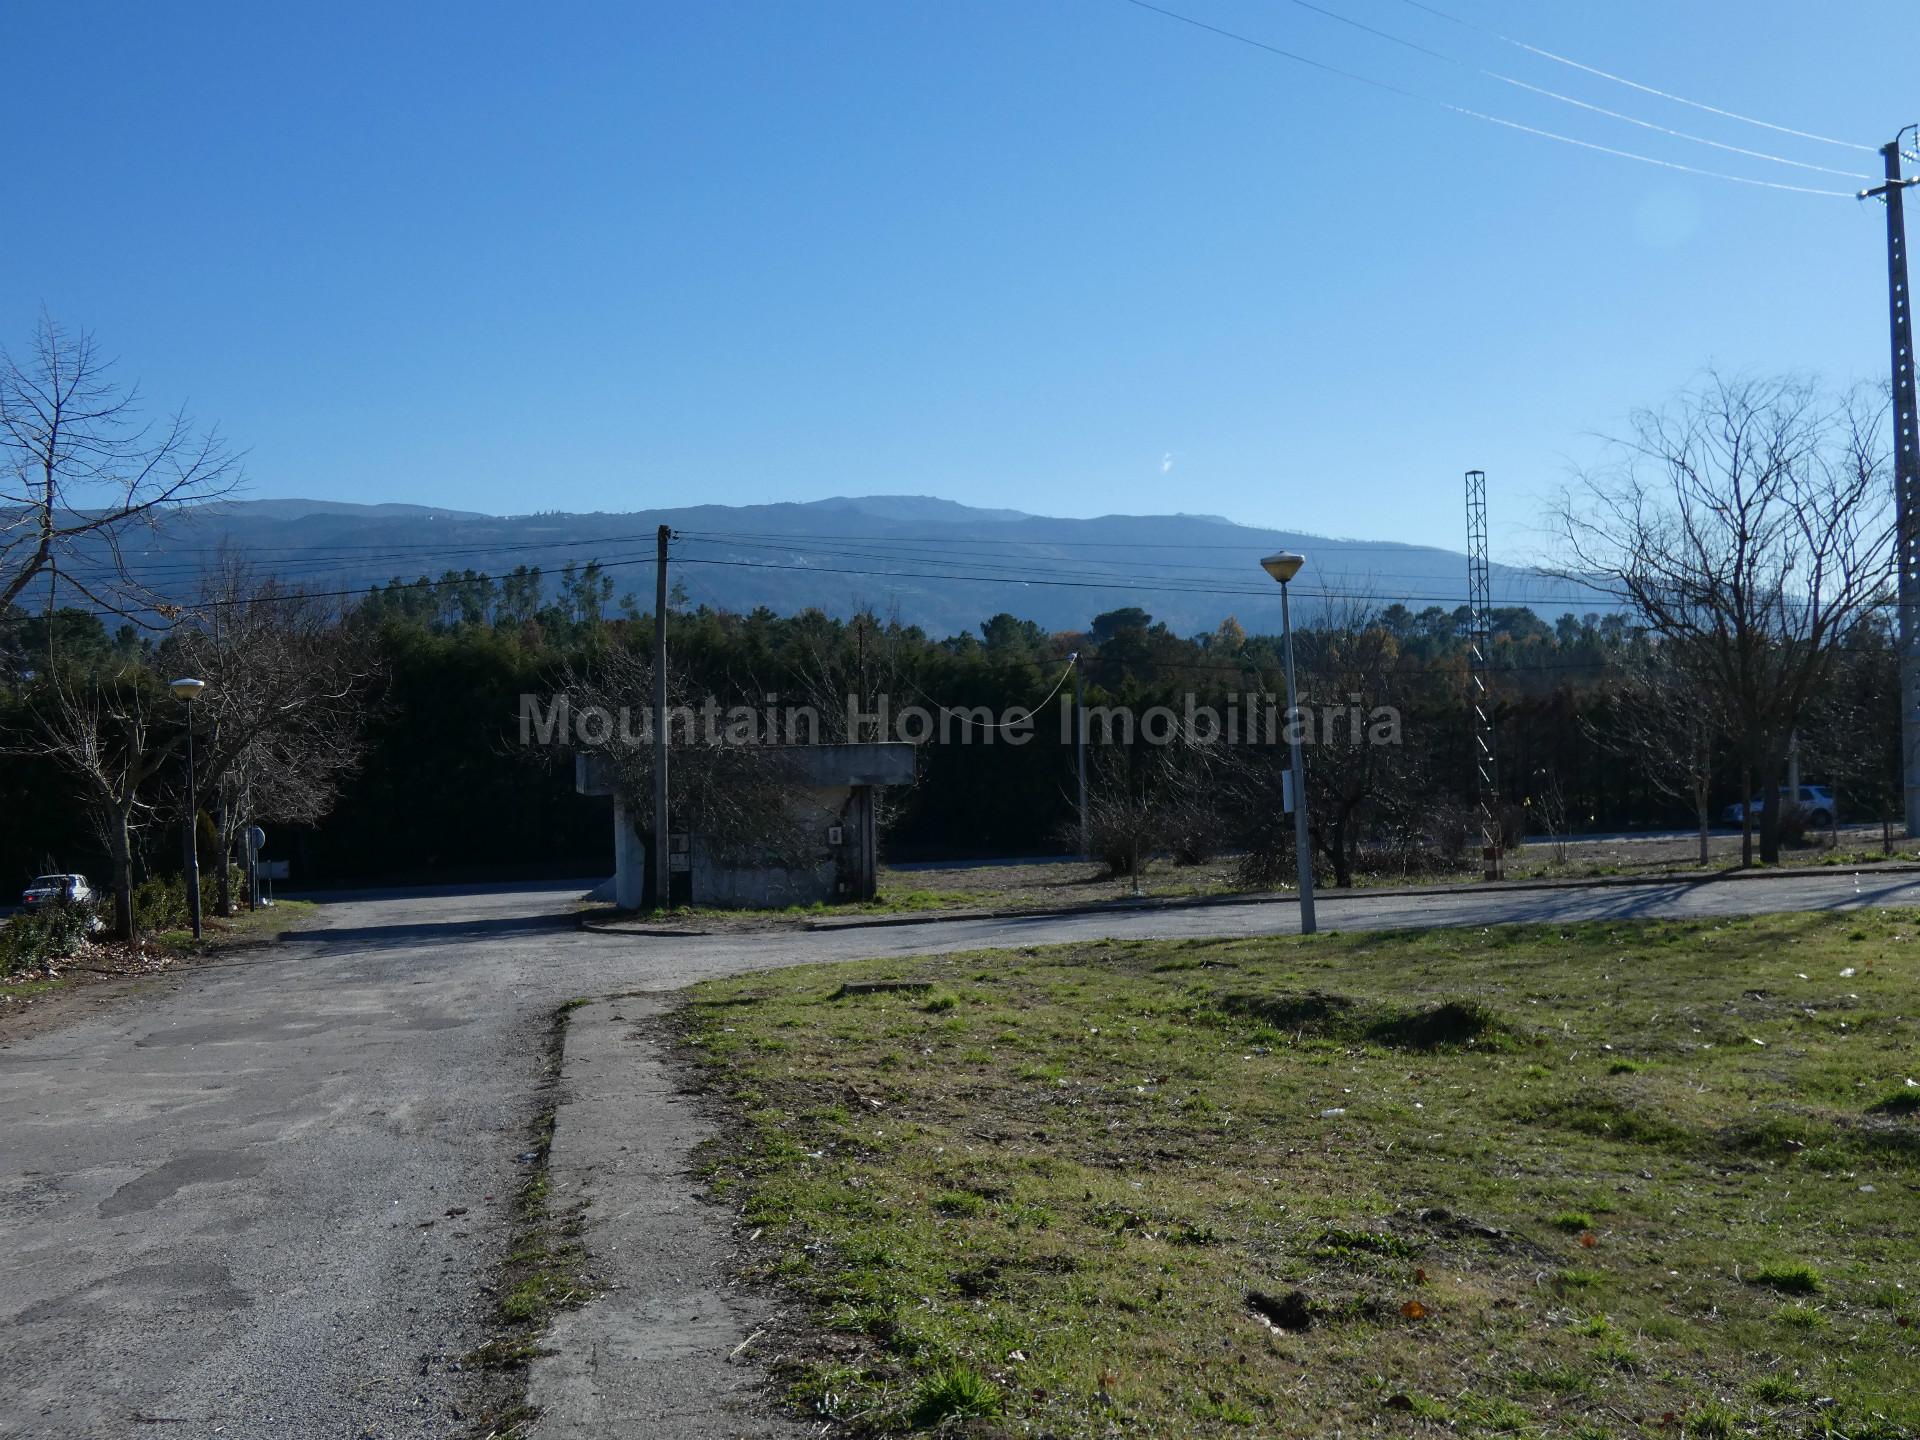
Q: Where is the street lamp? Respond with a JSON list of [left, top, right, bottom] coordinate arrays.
[[170, 677, 207, 940], [1259, 552, 1317, 935]]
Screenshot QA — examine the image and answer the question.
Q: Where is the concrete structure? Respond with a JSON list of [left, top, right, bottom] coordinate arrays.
[[578, 742, 915, 909]]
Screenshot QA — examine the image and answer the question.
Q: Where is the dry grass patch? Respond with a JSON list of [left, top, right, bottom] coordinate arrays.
[[683, 911, 1920, 1438]]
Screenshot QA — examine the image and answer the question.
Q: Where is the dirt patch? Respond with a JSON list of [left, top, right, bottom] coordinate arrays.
[[0, 903, 320, 1044]]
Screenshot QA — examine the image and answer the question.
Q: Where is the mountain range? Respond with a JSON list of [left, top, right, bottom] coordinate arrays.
[[113, 495, 1599, 637]]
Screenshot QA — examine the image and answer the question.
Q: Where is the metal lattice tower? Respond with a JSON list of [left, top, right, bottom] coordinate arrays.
[[1465, 469, 1502, 879]]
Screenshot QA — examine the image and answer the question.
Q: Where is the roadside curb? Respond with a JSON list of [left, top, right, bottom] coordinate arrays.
[[525, 996, 807, 1439], [577, 860, 1920, 938]]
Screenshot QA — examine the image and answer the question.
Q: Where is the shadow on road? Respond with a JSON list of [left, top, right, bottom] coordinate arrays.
[[296, 910, 582, 951], [290, 877, 596, 905], [1443, 873, 1920, 924]]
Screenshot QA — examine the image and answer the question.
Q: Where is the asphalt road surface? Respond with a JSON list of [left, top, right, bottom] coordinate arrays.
[[5, 868, 1920, 1439]]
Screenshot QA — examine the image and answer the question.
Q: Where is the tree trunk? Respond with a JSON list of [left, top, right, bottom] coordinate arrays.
[[215, 800, 234, 917], [1740, 763, 1754, 868], [106, 807, 135, 940], [1694, 727, 1712, 867], [1758, 753, 1785, 865], [1331, 812, 1354, 889]]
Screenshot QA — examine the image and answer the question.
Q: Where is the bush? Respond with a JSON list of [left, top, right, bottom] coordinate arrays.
[[0, 898, 97, 976], [133, 875, 191, 932], [1237, 835, 1294, 889], [130, 866, 245, 932], [1072, 790, 1164, 878], [1361, 839, 1475, 880], [1161, 794, 1220, 867]]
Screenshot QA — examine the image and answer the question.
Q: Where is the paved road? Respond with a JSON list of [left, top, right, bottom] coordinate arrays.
[[5, 868, 1920, 1439]]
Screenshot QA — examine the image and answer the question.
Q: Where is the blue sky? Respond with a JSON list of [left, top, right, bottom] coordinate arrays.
[[4, 1, 1909, 560]]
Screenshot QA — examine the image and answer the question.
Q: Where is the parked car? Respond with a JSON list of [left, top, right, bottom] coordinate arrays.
[[1720, 786, 1839, 828], [20, 873, 93, 909]]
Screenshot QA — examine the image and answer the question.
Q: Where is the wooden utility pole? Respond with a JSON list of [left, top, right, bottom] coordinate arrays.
[[1072, 653, 1087, 860], [652, 525, 670, 909], [1864, 134, 1920, 838]]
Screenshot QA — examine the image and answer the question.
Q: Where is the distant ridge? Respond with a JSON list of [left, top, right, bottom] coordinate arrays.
[[201, 499, 489, 522], [107, 494, 1598, 636]]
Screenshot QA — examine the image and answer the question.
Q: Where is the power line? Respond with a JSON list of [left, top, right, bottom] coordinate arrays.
[[25, 530, 1773, 624], [30, 536, 1639, 617], [104, 523, 1522, 585], [1390, 0, 1877, 154], [83, 534, 1546, 599], [671, 550, 1651, 608], [18, 551, 672, 617], [1119, 0, 1857, 196], [129, 519, 1517, 563], [674, 531, 1571, 591], [1270, 0, 1872, 181], [904, 655, 1083, 732], [676, 526, 1501, 555], [119, 528, 671, 570]]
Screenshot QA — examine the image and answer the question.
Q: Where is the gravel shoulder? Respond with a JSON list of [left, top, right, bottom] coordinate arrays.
[[526, 996, 808, 1439]]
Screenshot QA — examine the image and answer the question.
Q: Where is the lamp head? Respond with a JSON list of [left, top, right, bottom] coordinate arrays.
[[169, 677, 207, 702], [1260, 551, 1306, 585]]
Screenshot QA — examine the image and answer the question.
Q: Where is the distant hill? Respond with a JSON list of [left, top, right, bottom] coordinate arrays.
[[109, 494, 1598, 637]]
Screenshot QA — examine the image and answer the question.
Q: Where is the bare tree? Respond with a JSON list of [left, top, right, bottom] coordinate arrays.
[[1291, 602, 1423, 886], [4, 557, 380, 934], [170, 558, 382, 912], [1554, 373, 1894, 864], [1799, 617, 1902, 852], [1584, 642, 1722, 865], [8, 664, 178, 937], [1528, 766, 1572, 865], [1, 314, 239, 617]]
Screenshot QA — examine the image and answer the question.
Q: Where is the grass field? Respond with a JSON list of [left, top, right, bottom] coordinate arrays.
[[683, 911, 1920, 1438], [869, 828, 1920, 917], [151, 897, 317, 949], [579, 829, 1920, 933]]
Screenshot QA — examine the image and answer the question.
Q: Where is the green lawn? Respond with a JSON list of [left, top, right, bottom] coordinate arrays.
[[682, 912, 1920, 1439], [152, 897, 317, 950]]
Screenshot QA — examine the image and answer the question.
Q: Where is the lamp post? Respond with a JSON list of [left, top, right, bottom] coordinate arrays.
[[1260, 552, 1317, 935], [170, 678, 207, 940]]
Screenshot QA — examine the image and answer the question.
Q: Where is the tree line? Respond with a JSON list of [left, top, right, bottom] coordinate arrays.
[[2, 317, 1903, 922]]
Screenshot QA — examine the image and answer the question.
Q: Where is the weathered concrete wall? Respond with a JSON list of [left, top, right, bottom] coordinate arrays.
[[612, 796, 645, 911], [691, 784, 850, 907], [586, 744, 913, 910]]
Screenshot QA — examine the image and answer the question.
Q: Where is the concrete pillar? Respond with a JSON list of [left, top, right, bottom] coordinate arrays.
[[854, 786, 878, 901], [614, 794, 646, 911]]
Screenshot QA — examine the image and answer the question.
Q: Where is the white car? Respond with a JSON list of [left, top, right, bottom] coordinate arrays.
[[1720, 786, 1839, 829], [21, 873, 93, 909]]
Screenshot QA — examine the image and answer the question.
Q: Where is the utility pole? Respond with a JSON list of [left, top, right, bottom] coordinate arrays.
[[170, 678, 208, 940], [1276, 571, 1316, 934], [652, 525, 671, 910], [1863, 132, 1920, 839], [1072, 653, 1088, 861], [1464, 469, 1502, 879]]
